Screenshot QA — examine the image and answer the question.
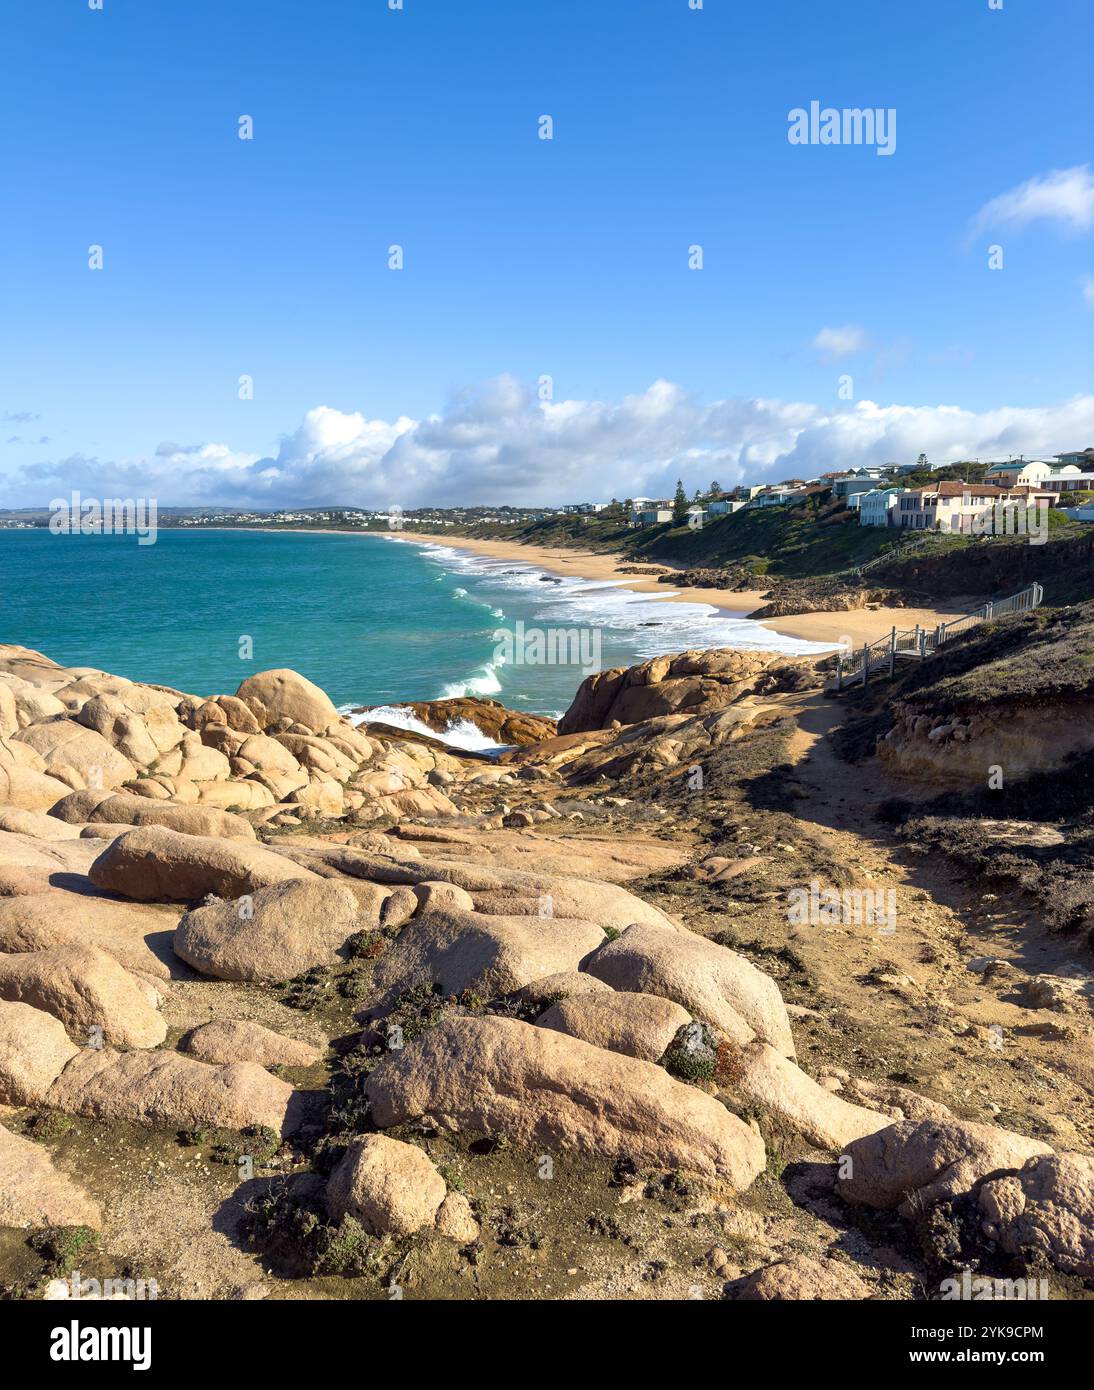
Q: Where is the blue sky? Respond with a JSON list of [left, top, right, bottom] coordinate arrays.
[[1, 0, 1092, 507]]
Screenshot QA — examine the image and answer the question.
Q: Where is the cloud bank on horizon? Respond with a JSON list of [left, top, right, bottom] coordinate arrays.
[[9, 377, 1094, 511]]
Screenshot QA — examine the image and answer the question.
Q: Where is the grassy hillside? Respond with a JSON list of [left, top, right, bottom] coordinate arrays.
[[473, 484, 1086, 585]]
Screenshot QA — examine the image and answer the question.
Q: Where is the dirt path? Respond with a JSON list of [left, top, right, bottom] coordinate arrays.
[[772, 692, 1094, 1154]]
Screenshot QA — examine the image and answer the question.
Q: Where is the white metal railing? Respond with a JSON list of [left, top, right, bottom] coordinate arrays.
[[832, 582, 1043, 690], [845, 532, 939, 579]]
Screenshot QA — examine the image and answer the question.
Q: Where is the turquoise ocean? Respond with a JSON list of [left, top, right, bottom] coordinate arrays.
[[0, 529, 832, 746]]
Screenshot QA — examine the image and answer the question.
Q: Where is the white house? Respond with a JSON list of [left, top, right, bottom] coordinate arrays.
[[858, 488, 905, 526], [897, 482, 1053, 532], [833, 470, 893, 500], [1035, 467, 1094, 495], [984, 459, 1056, 486], [633, 506, 673, 527]]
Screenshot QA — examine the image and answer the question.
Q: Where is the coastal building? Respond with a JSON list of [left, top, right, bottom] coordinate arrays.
[[754, 486, 808, 507], [897, 482, 1053, 532], [833, 469, 893, 501], [1034, 467, 1094, 495], [858, 487, 905, 526], [632, 506, 673, 527], [984, 459, 1056, 485], [707, 498, 746, 515], [1055, 448, 1094, 469]]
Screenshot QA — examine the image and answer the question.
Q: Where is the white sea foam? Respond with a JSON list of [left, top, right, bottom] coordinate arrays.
[[410, 539, 833, 657], [344, 704, 503, 752]]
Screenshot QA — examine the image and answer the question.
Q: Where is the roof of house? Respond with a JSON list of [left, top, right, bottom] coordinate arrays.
[[909, 482, 1052, 499]]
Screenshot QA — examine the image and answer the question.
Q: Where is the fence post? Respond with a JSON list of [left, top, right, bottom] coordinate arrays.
[[889, 625, 896, 676], [985, 601, 993, 621], [861, 643, 868, 688], [836, 652, 843, 692]]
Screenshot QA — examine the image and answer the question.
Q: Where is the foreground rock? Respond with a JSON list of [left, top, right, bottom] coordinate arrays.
[[584, 923, 794, 1056], [0, 943, 166, 1048], [838, 1119, 1053, 1215], [0, 1000, 80, 1104], [174, 879, 361, 982], [0, 1123, 102, 1230], [0, 890, 175, 980], [326, 1134, 447, 1237], [46, 1048, 298, 1135], [366, 1015, 766, 1185], [978, 1152, 1094, 1279], [536, 991, 690, 1062], [734, 1255, 870, 1301], [89, 826, 318, 902], [732, 1042, 889, 1150], [49, 790, 257, 841], [181, 1019, 322, 1068], [235, 669, 340, 734], [368, 908, 605, 1004], [557, 648, 819, 734]]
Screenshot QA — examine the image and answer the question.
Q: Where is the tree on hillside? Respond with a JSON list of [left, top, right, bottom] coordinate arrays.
[[709, 479, 722, 497], [672, 479, 688, 524]]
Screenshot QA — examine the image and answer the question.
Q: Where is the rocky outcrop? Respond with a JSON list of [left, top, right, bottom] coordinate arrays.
[[584, 922, 795, 1056], [536, 991, 691, 1062], [46, 1047, 298, 1135], [234, 669, 340, 734], [0, 1000, 81, 1104], [174, 879, 362, 982], [557, 648, 819, 734], [0, 890, 176, 980], [366, 1015, 767, 1185], [734, 1255, 870, 1300], [369, 908, 605, 1004], [89, 826, 318, 901], [0, 1123, 102, 1230], [0, 943, 166, 1048], [977, 1152, 1094, 1279], [326, 1135, 446, 1236], [180, 1019, 322, 1068], [838, 1119, 1053, 1215], [359, 698, 557, 747], [49, 790, 257, 841]]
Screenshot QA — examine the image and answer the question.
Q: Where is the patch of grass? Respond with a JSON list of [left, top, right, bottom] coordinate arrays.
[[27, 1226, 98, 1278], [25, 1113, 75, 1142]]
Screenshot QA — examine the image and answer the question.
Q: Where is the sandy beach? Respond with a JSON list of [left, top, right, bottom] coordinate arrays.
[[417, 532, 969, 648]]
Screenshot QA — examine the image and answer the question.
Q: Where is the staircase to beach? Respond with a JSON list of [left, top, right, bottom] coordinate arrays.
[[830, 582, 1044, 692]]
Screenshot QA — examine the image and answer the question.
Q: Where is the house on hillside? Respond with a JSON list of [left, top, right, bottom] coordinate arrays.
[[858, 487, 905, 526], [897, 482, 1053, 532], [833, 468, 893, 501], [1056, 448, 1094, 469], [631, 506, 673, 527]]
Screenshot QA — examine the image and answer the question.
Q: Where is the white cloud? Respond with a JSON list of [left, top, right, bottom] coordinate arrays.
[[970, 165, 1094, 238], [9, 376, 1094, 508], [1082, 275, 1094, 309], [812, 324, 868, 360]]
